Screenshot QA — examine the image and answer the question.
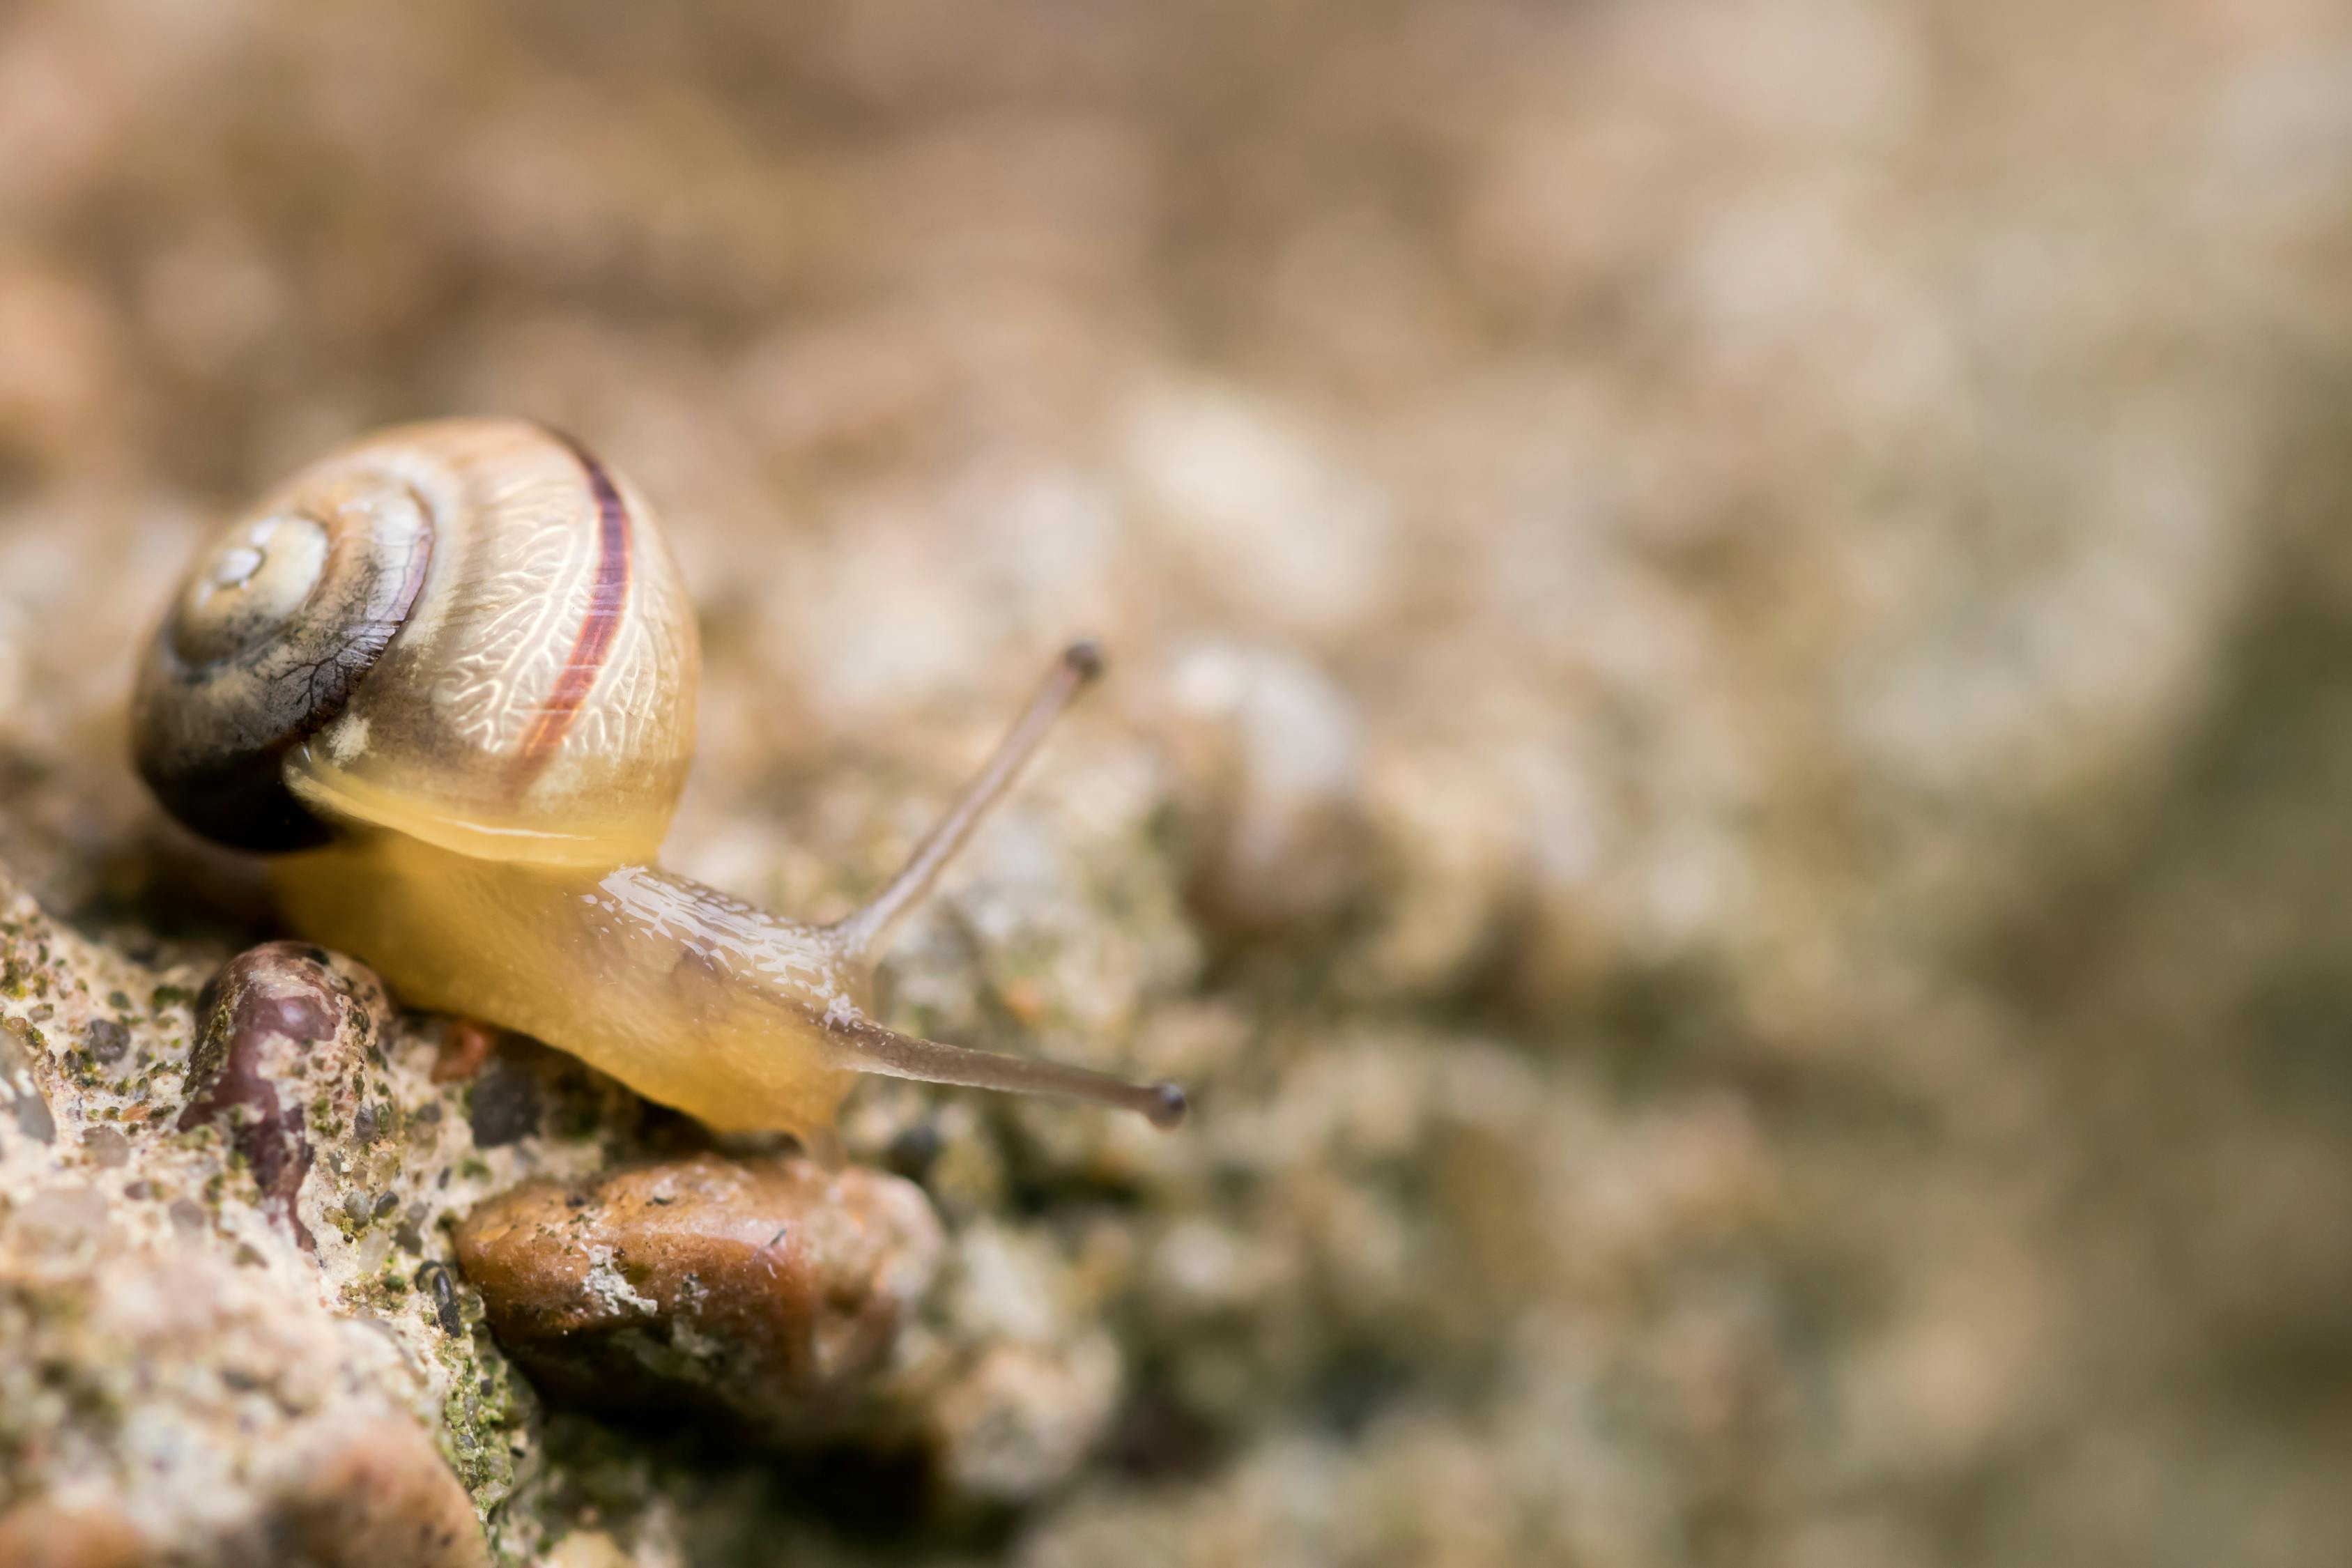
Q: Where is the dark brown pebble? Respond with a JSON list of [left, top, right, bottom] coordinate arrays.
[[465, 1057, 539, 1148], [176, 943, 390, 1252], [885, 1121, 942, 1181], [417, 1262, 463, 1336]]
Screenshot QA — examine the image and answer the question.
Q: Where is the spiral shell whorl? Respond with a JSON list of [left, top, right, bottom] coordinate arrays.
[[133, 466, 434, 850]]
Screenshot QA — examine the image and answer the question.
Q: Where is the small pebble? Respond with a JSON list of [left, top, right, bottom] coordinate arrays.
[[85, 1017, 130, 1063], [455, 1153, 944, 1432], [417, 1262, 463, 1337], [466, 1058, 540, 1148]]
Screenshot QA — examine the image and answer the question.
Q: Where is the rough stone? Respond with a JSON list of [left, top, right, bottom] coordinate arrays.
[[0, 1243, 493, 1567], [0, 896, 650, 1566]]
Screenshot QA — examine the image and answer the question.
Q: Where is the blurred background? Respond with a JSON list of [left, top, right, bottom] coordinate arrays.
[[3, 1, 2351, 1564]]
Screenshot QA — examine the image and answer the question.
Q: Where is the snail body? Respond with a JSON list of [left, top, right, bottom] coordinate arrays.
[[134, 420, 1183, 1147]]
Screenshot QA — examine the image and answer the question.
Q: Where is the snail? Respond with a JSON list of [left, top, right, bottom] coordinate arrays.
[[132, 419, 1185, 1156]]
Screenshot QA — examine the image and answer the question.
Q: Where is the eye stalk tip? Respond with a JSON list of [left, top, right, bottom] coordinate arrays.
[[1063, 638, 1106, 682], [1144, 1082, 1189, 1130]]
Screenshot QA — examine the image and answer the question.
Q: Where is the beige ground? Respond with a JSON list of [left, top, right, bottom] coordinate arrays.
[[3, 1, 2352, 1564]]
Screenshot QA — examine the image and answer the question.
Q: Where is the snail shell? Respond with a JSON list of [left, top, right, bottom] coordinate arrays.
[[133, 420, 698, 861]]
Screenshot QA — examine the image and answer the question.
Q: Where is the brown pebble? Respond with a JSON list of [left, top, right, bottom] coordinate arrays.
[[433, 1017, 498, 1084], [0, 1499, 152, 1568], [267, 1416, 491, 1568], [81, 1124, 130, 1167], [454, 1153, 943, 1434]]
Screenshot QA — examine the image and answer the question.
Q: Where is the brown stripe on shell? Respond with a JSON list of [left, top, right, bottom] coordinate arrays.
[[510, 431, 633, 791]]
